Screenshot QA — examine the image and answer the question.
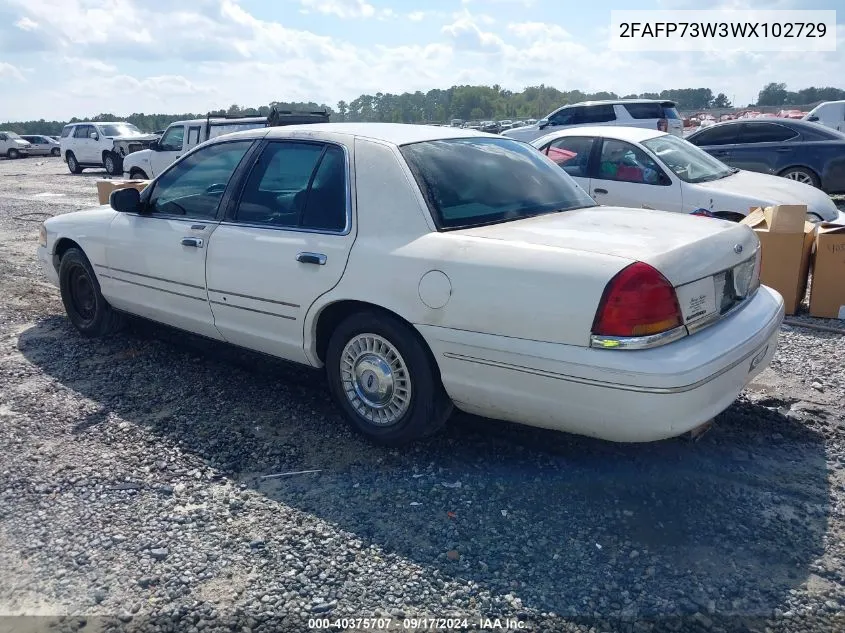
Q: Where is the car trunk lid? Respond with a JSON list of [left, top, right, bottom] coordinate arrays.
[[453, 206, 759, 288]]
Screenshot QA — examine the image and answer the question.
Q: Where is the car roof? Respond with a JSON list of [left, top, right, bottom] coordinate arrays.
[[563, 99, 675, 108], [532, 125, 666, 146], [690, 117, 842, 135], [69, 121, 131, 126], [259, 122, 495, 145]]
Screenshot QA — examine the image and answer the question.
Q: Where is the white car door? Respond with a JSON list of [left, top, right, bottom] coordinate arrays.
[[205, 140, 355, 364], [101, 139, 255, 339], [590, 138, 684, 213], [538, 135, 595, 197], [74, 125, 96, 163], [149, 125, 186, 177]]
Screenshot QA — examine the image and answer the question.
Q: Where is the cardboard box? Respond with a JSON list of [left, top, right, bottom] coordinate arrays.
[[96, 179, 150, 205], [741, 206, 815, 315], [809, 223, 845, 319]]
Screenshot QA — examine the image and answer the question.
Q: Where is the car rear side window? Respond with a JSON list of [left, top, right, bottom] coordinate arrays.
[[661, 103, 681, 119], [400, 137, 596, 230], [688, 126, 740, 146], [623, 103, 664, 119], [234, 141, 347, 232], [544, 136, 594, 178], [581, 105, 616, 124], [739, 122, 799, 143], [61, 125, 73, 138]]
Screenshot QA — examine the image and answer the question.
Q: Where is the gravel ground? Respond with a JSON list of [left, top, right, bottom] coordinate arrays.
[[0, 157, 844, 633]]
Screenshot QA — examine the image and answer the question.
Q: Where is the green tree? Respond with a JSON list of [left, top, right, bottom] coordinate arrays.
[[713, 93, 731, 108], [757, 82, 788, 106]]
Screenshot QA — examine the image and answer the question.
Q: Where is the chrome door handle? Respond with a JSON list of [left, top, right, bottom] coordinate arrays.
[[593, 188, 608, 195], [181, 237, 203, 248], [296, 252, 327, 265]]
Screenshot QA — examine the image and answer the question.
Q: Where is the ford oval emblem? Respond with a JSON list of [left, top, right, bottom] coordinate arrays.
[[734, 244, 744, 254]]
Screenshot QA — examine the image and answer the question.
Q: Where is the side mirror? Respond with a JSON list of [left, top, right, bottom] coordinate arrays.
[[89, 132, 99, 140], [110, 187, 142, 213], [807, 115, 819, 122], [149, 140, 160, 151], [538, 118, 550, 129]]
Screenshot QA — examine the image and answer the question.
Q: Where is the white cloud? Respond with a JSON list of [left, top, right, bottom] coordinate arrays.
[[508, 22, 570, 40], [14, 16, 38, 31], [408, 11, 425, 22], [0, 61, 25, 81], [299, 0, 375, 19], [0, 0, 841, 121], [442, 12, 504, 52]]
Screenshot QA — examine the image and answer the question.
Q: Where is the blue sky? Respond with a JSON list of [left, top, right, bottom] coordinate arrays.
[[0, 0, 841, 120]]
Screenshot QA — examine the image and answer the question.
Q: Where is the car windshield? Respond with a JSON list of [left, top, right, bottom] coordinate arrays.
[[400, 137, 597, 230], [5, 131, 21, 139], [642, 134, 735, 184], [98, 124, 143, 137]]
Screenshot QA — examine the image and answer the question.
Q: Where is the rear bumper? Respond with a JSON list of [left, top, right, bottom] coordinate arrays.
[[418, 285, 785, 442]]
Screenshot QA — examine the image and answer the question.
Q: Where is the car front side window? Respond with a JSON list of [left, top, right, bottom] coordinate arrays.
[[160, 126, 185, 152], [147, 140, 253, 219]]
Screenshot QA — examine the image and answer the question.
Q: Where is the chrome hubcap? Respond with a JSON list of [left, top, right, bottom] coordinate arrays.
[[785, 171, 812, 185], [340, 334, 411, 426]]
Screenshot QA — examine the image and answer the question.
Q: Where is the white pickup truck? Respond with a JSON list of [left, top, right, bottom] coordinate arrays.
[[803, 100, 845, 133], [122, 109, 331, 180]]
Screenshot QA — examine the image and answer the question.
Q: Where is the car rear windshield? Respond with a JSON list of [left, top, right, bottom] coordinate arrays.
[[400, 137, 596, 230], [98, 124, 143, 137], [661, 103, 681, 119]]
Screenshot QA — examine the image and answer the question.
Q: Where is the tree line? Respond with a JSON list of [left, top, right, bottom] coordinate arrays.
[[2, 83, 842, 134]]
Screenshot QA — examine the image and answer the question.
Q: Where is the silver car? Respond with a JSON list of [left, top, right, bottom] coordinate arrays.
[[20, 135, 61, 157]]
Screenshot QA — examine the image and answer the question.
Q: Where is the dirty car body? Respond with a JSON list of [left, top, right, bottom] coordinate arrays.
[[37, 123, 785, 445]]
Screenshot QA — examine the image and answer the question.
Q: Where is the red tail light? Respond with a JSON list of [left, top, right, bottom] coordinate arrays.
[[592, 262, 683, 337], [657, 118, 668, 132]]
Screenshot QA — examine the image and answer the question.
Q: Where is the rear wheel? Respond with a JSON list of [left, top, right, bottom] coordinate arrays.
[[7, 148, 19, 159], [66, 152, 83, 174], [325, 310, 452, 445], [58, 248, 124, 337], [779, 166, 820, 188], [51, 147, 60, 157]]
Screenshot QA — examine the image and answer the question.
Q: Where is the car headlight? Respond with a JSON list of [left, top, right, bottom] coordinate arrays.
[[38, 224, 47, 247]]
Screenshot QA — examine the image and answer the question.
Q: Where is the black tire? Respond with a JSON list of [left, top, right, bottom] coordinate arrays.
[[103, 151, 120, 176], [7, 148, 19, 159], [326, 310, 452, 445], [58, 248, 124, 338], [66, 152, 83, 174], [129, 168, 149, 180], [51, 147, 60, 157], [779, 166, 820, 189]]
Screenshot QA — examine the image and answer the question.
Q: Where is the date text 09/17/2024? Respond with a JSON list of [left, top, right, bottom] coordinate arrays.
[[307, 618, 526, 630]]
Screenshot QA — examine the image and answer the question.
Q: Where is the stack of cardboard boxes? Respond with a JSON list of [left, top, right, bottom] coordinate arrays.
[[96, 179, 150, 205], [741, 204, 845, 319]]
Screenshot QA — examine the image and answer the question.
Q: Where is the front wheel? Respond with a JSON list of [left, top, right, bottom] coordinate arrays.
[[59, 248, 124, 337], [103, 152, 120, 176], [129, 168, 149, 180], [780, 167, 820, 188], [325, 310, 452, 445], [7, 148, 19, 159]]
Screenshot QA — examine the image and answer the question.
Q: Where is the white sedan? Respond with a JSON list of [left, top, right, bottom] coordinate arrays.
[[531, 126, 842, 222], [37, 124, 784, 445]]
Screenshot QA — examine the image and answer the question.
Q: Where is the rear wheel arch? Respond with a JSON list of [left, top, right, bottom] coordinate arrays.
[[312, 300, 440, 370], [777, 165, 821, 188]]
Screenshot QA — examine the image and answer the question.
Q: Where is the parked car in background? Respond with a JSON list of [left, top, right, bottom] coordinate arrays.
[[803, 100, 845, 133], [59, 121, 159, 175], [20, 135, 61, 156], [122, 109, 330, 180], [0, 131, 31, 159], [532, 126, 842, 223], [481, 121, 500, 134], [499, 120, 514, 131], [463, 121, 482, 130], [37, 123, 783, 445], [686, 118, 845, 194], [503, 100, 684, 143]]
